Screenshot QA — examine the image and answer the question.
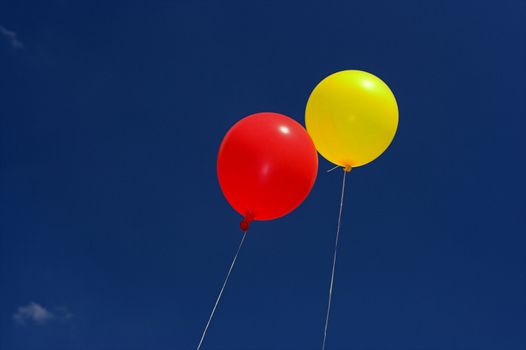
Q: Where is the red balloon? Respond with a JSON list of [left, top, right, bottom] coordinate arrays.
[[217, 112, 318, 229]]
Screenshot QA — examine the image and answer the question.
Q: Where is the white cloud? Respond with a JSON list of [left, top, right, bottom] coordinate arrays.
[[0, 25, 24, 49], [13, 302, 55, 325]]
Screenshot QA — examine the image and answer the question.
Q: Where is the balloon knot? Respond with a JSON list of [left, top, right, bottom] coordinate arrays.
[[344, 165, 352, 172], [240, 213, 254, 232]]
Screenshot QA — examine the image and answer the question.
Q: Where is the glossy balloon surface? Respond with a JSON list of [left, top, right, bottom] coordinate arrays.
[[217, 112, 318, 221], [305, 70, 398, 167]]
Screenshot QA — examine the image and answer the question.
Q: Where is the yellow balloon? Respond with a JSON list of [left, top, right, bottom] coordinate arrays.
[[305, 70, 398, 168]]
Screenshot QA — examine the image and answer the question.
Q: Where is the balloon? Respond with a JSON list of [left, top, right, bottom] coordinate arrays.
[[217, 112, 318, 229], [305, 70, 398, 168]]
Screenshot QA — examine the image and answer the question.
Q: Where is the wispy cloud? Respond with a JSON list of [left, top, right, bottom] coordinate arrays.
[[0, 25, 24, 49], [13, 302, 54, 325]]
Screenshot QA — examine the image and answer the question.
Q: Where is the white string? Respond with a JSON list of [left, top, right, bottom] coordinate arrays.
[[196, 231, 247, 350], [326, 165, 342, 173], [322, 169, 348, 350]]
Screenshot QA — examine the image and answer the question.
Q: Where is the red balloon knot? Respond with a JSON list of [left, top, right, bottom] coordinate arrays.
[[240, 220, 250, 232], [240, 213, 254, 232]]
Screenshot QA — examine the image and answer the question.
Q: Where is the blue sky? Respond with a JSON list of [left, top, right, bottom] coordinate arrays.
[[1, 1, 525, 349]]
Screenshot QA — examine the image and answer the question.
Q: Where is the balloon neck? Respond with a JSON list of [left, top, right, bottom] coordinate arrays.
[[344, 165, 352, 172], [240, 213, 254, 232]]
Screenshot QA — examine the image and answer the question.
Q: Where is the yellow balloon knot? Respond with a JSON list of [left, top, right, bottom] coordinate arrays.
[[344, 165, 352, 173]]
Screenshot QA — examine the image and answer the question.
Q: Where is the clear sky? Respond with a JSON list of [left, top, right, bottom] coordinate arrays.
[[1, 1, 524, 349]]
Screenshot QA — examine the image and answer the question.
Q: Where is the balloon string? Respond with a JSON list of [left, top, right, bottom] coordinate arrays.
[[322, 169, 348, 350], [326, 165, 341, 173], [196, 230, 247, 350]]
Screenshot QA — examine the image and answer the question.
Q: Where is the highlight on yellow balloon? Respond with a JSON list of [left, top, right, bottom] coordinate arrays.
[[305, 70, 398, 168]]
